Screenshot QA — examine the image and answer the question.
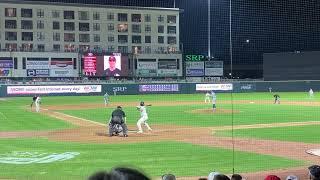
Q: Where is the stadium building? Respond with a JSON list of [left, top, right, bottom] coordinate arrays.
[[0, 0, 182, 78]]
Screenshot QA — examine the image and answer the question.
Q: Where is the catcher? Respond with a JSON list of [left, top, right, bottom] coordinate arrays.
[[108, 106, 128, 137]]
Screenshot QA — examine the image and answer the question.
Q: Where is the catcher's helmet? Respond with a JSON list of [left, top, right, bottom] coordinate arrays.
[[140, 101, 145, 106]]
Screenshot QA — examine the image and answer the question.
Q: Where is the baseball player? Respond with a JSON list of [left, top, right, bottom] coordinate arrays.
[[103, 92, 110, 106], [309, 88, 314, 99], [35, 96, 41, 112], [136, 101, 152, 133], [205, 92, 211, 103], [273, 94, 280, 104], [30, 95, 37, 110], [211, 91, 217, 112]]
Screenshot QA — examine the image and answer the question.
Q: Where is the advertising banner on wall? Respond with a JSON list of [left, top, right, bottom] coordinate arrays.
[[186, 61, 204, 76], [139, 84, 179, 92], [0, 59, 13, 77], [136, 61, 157, 77], [196, 83, 233, 91], [205, 61, 223, 76], [26, 58, 49, 69], [27, 69, 50, 77], [50, 58, 74, 77], [7, 85, 102, 95]]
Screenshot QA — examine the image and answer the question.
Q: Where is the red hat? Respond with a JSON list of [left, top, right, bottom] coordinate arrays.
[[265, 175, 281, 180], [109, 56, 116, 61]]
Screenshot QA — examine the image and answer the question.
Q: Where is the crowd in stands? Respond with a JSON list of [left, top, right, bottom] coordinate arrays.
[[88, 164, 320, 180]]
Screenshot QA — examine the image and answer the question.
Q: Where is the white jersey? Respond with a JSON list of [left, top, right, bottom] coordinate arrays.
[[205, 93, 211, 97], [137, 106, 148, 117], [35, 97, 41, 104]]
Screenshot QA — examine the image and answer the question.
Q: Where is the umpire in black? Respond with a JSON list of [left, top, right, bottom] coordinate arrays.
[[108, 106, 128, 137]]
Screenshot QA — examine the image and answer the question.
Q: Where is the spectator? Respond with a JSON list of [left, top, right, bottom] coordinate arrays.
[[88, 171, 110, 180], [88, 167, 150, 180], [286, 175, 298, 180], [231, 174, 243, 180], [208, 172, 230, 180], [111, 167, 150, 180], [265, 175, 281, 180], [162, 173, 176, 180], [308, 165, 320, 180], [208, 171, 220, 180]]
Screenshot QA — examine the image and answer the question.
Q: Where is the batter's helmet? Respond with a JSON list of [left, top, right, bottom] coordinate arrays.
[[140, 101, 145, 106]]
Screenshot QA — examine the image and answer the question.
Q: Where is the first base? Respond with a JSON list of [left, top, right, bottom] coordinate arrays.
[[306, 149, 320, 157]]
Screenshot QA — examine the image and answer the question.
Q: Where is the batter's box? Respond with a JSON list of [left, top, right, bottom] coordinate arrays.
[[306, 149, 320, 157]]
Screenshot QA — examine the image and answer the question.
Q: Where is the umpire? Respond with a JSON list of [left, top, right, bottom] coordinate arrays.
[[108, 106, 128, 137]]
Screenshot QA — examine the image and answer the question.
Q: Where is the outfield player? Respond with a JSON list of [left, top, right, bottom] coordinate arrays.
[[309, 88, 314, 99], [136, 101, 152, 133], [103, 92, 110, 106], [211, 91, 217, 112], [273, 94, 280, 104], [205, 92, 211, 103], [35, 96, 41, 112]]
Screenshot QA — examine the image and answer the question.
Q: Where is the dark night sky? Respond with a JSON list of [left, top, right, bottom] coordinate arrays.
[[21, 0, 320, 78]]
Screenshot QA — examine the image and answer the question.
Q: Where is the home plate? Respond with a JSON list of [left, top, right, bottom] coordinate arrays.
[[306, 149, 320, 157], [250, 102, 255, 104]]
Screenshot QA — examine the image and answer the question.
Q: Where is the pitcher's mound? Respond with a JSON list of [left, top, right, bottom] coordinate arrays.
[[306, 149, 320, 157], [190, 108, 239, 114]]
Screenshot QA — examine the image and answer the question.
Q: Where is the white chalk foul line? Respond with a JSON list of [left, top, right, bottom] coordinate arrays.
[[51, 111, 105, 126]]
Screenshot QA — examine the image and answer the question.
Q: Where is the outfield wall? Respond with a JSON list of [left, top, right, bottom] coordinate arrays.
[[1, 81, 319, 97]]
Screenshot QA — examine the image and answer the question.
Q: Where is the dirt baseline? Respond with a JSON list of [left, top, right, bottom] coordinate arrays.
[[1, 100, 320, 179]]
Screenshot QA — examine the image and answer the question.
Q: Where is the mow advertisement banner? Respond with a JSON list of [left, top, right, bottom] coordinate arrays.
[[7, 85, 102, 95]]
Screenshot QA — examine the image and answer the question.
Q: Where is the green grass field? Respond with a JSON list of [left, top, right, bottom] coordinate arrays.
[[0, 92, 319, 179]]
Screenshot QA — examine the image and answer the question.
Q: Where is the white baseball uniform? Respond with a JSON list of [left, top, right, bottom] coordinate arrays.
[[136, 105, 152, 133], [309, 88, 314, 98], [35, 97, 41, 112], [205, 92, 211, 103]]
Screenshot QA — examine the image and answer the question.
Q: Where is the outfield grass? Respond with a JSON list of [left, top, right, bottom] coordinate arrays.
[[0, 138, 303, 180], [215, 124, 320, 143]]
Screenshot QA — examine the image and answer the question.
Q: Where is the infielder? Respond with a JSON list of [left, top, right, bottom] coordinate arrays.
[[211, 91, 217, 112], [35, 96, 41, 112], [273, 94, 280, 104], [30, 95, 37, 109], [103, 92, 110, 106], [309, 88, 314, 99], [136, 101, 152, 133], [205, 92, 211, 103]]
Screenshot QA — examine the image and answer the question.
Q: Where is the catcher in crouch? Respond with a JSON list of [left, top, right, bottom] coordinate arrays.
[[108, 106, 128, 137]]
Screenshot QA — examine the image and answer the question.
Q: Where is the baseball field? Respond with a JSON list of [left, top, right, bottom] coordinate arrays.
[[0, 92, 320, 179]]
